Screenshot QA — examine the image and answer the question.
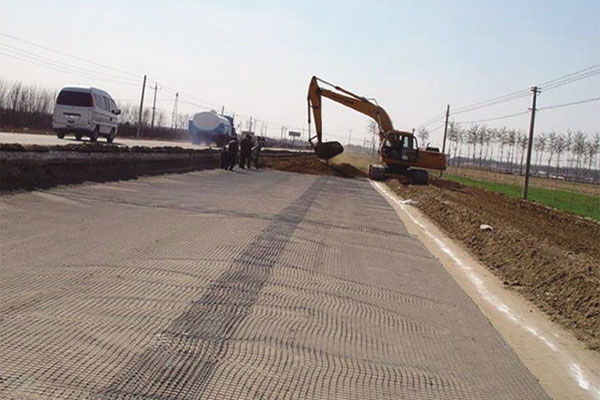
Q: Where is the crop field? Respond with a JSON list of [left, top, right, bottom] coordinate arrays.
[[446, 174, 600, 221]]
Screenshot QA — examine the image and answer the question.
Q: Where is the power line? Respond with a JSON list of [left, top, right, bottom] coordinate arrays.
[[451, 91, 531, 116], [0, 31, 140, 79], [541, 69, 600, 92], [0, 41, 140, 85], [453, 96, 599, 124], [416, 111, 446, 128], [455, 111, 530, 124], [0, 50, 140, 87], [449, 64, 600, 117], [539, 96, 600, 111], [538, 64, 600, 87]]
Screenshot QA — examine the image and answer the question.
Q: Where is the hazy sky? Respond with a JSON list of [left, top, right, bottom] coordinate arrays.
[[1, 0, 599, 146]]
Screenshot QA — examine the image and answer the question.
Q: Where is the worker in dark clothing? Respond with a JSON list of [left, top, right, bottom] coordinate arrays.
[[220, 145, 229, 170], [227, 137, 239, 171], [252, 137, 265, 169], [239, 134, 253, 169]]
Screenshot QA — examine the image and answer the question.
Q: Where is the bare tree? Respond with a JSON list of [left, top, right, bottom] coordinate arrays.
[[589, 133, 600, 180], [572, 130, 587, 179], [417, 127, 430, 147], [534, 132, 547, 167], [505, 129, 517, 172], [517, 131, 528, 174], [447, 121, 462, 166], [554, 133, 567, 178], [466, 124, 479, 164]]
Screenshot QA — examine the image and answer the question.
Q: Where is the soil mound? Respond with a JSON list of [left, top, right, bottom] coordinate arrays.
[[262, 155, 367, 178]]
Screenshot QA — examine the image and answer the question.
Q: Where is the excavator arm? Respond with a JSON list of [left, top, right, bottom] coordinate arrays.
[[307, 76, 395, 159]]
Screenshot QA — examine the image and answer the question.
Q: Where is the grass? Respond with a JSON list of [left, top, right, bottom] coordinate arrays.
[[445, 174, 600, 221]]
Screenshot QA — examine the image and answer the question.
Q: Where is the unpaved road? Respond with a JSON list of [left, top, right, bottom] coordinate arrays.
[[0, 170, 549, 399]]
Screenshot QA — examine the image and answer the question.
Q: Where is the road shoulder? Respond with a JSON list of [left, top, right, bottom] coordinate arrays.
[[371, 180, 600, 400]]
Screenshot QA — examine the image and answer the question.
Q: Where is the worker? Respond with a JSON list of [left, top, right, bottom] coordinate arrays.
[[220, 145, 229, 170], [239, 134, 253, 169], [227, 137, 239, 171], [252, 137, 265, 169]]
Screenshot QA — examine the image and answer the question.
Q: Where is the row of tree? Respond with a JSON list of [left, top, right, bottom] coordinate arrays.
[[417, 123, 600, 182]]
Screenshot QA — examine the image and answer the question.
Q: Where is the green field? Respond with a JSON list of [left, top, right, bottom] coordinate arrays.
[[445, 174, 600, 221]]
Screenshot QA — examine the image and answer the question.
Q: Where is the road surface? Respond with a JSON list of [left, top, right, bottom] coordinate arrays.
[[0, 169, 549, 399], [0, 131, 203, 149]]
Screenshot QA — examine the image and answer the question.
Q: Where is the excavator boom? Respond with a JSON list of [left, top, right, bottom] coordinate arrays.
[[307, 76, 395, 159]]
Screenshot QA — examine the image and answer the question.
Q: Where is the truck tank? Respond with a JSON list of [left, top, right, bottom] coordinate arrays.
[[188, 111, 233, 147]]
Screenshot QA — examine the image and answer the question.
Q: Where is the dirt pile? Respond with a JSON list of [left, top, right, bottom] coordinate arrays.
[[389, 176, 600, 350], [262, 155, 367, 178]]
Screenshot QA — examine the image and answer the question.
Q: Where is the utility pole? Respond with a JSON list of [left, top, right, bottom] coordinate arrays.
[[221, 105, 224, 115], [150, 83, 158, 129], [170, 93, 179, 130], [523, 86, 540, 200], [348, 129, 352, 145], [440, 104, 450, 176], [136, 74, 147, 138]]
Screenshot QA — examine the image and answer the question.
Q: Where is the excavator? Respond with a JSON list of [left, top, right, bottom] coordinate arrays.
[[307, 76, 446, 184]]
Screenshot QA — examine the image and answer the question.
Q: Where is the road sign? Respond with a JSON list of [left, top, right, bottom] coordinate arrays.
[[288, 131, 301, 137]]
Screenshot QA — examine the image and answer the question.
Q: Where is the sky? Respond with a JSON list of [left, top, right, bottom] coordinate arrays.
[[0, 0, 599, 147]]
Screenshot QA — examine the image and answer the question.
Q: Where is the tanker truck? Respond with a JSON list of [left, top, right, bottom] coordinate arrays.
[[188, 111, 236, 147]]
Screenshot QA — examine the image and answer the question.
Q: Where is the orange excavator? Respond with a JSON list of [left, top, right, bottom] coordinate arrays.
[[307, 76, 446, 184]]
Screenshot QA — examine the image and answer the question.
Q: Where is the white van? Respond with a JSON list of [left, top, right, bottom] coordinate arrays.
[[52, 87, 121, 143]]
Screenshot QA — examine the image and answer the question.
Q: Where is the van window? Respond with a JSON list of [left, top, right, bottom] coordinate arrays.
[[93, 94, 107, 110], [56, 91, 94, 107], [102, 96, 112, 111]]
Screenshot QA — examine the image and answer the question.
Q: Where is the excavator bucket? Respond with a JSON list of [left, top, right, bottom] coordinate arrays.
[[315, 141, 344, 160]]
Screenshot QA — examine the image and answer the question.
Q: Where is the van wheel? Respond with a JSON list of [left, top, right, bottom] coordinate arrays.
[[75, 133, 82, 141], [90, 127, 99, 142], [106, 129, 115, 143], [56, 132, 65, 139]]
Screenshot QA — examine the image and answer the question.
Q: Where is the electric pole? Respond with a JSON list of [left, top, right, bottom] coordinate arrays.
[[440, 104, 450, 176], [136, 75, 147, 138], [150, 83, 158, 129], [171, 93, 179, 129], [221, 105, 224, 115], [348, 129, 352, 145], [523, 86, 540, 200]]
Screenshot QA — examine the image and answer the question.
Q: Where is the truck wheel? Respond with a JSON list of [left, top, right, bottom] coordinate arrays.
[[90, 126, 99, 142], [56, 132, 65, 139], [106, 129, 115, 143], [409, 169, 429, 185]]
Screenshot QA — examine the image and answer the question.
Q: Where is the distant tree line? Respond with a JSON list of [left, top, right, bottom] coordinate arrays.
[[440, 122, 600, 183]]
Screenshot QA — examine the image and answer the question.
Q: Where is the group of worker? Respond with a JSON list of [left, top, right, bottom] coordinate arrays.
[[220, 134, 266, 171]]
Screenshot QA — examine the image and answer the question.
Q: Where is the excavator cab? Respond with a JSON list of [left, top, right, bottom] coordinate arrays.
[[381, 132, 418, 163]]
